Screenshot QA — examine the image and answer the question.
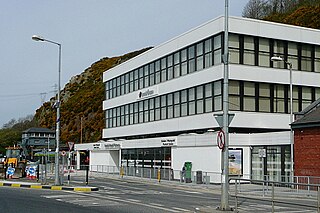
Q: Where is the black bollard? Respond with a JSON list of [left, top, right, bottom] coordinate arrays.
[[85, 165, 89, 185]]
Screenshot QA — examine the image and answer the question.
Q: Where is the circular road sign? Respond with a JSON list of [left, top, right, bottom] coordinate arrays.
[[217, 130, 225, 150]]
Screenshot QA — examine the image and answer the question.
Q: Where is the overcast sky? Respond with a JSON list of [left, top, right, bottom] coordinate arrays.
[[0, 0, 249, 127]]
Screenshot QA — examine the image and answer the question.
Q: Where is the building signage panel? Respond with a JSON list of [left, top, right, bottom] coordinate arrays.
[[92, 143, 101, 150], [161, 138, 177, 147], [137, 86, 158, 100], [104, 143, 120, 150]]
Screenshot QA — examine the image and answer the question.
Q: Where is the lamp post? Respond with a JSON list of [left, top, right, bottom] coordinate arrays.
[[271, 56, 294, 178], [32, 35, 62, 185]]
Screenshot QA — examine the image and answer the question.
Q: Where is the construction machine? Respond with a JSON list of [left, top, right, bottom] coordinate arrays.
[[0, 146, 27, 178]]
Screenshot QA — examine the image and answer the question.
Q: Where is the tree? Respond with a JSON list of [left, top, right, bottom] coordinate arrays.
[[242, 0, 271, 19]]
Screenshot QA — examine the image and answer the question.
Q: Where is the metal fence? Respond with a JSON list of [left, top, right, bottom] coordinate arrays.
[[230, 177, 320, 213]]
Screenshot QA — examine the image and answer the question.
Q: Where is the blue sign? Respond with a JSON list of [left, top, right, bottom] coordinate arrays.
[[7, 167, 15, 176], [28, 167, 35, 175]]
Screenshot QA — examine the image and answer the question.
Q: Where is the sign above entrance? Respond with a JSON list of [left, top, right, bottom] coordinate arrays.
[[104, 143, 120, 150], [161, 138, 177, 147]]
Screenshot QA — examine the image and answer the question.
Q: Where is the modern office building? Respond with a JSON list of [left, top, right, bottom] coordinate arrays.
[[76, 16, 320, 182]]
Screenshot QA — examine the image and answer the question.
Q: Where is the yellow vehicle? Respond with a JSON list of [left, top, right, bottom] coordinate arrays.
[[3, 146, 27, 178]]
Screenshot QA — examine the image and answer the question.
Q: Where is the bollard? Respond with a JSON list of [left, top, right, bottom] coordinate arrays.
[[272, 183, 275, 213], [120, 166, 124, 178], [157, 169, 161, 183], [85, 165, 89, 185], [4, 164, 7, 180]]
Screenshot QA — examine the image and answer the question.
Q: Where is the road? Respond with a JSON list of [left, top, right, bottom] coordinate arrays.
[[0, 176, 318, 212]]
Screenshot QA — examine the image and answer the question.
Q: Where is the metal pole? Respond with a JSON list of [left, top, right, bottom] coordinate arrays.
[[54, 43, 62, 185], [288, 63, 294, 180], [32, 36, 61, 185], [220, 0, 230, 210]]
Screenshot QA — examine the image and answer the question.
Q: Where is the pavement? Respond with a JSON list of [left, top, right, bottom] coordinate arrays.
[[0, 175, 99, 192]]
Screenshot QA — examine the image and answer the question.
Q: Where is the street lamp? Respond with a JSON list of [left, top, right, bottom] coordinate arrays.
[[32, 35, 62, 185], [271, 56, 294, 178]]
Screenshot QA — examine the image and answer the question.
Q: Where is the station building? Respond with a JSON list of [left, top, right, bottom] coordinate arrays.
[[76, 16, 320, 182]]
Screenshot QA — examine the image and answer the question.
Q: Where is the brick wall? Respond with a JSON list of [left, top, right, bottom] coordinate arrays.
[[294, 127, 320, 177]]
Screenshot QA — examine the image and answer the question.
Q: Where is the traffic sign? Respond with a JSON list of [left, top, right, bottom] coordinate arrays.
[[67, 141, 74, 151], [61, 151, 67, 156], [217, 130, 225, 150]]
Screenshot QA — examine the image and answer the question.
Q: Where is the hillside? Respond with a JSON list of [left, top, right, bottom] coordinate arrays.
[[264, 5, 320, 29], [34, 47, 151, 144]]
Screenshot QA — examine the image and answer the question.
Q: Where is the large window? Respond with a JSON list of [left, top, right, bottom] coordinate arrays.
[[105, 79, 319, 128], [229, 34, 240, 64], [243, 36, 255, 66], [258, 38, 270, 67], [106, 81, 222, 128], [105, 33, 319, 102]]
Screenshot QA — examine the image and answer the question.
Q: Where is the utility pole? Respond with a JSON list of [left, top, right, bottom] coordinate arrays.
[[220, 0, 231, 210]]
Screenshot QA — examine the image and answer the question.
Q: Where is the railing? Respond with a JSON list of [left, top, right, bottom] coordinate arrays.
[[230, 177, 320, 213]]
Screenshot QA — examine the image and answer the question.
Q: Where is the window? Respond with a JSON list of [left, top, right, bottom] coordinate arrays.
[[204, 38, 213, 68], [181, 49, 188, 76], [161, 95, 167, 119], [301, 87, 312, 110], [155, 97, 160, 121], [167, 94, 173, 119], [301, 44, 312, 72], [155, 60, 161, 84], [315, 46, 320, 73], [214, 34, 222, 65], [188, 46, 196, 73], [229, 34, 240, 64], [174, 52, 180, 78], [196, 42, 204, 71], [229, 81, 240, 110], [167, 55, 174, 80], [196, 85, 204, 114], [259, 83, 271, 112], [214, 80, 222, 111], [205, 83, 213, 112], [274, 85, 285, 113], [161, 57, 167, 82], [273, 40, 285, 69], [181, 90, 188, 116], [143, 65, 149, 88], [244, 82, 256, 111], [287, 42, 298, 70], [174, 91, 180, 118], [188, 88, 195, 115], [149, 63, 155, 86], [243, 36, 255, 66]]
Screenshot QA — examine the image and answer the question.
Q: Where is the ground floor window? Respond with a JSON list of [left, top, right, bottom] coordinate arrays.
[[251, 145, 290, 182], [121, 147, 171, 169]]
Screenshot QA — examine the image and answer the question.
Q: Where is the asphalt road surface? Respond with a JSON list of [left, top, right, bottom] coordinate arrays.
[[0, 176, 318, 213]]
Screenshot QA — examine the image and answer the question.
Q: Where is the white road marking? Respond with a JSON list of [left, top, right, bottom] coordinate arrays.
[[172, 207, 190, 212], [174, 189, 201, 194]]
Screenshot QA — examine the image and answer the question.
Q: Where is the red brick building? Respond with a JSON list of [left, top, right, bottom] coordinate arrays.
[[292, 99, 320, 177]]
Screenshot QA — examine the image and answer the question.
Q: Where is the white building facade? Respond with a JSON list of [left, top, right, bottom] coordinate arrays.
[[80, 16, 320, 182]]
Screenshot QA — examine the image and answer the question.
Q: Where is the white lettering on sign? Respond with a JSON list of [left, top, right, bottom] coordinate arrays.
[[161, 138, 177, 147]]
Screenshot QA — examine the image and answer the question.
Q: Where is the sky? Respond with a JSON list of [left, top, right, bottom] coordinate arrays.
[[0, 0, 249, 128]]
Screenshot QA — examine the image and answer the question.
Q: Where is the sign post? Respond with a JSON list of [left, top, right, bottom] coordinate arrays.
[[67, 142, 74, 185]]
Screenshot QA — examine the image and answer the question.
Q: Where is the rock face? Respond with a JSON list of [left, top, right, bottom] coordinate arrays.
[[34, 47, 152, 144]]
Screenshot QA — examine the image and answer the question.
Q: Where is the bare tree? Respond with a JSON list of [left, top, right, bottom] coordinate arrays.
[[242, 0, 271, 19]]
